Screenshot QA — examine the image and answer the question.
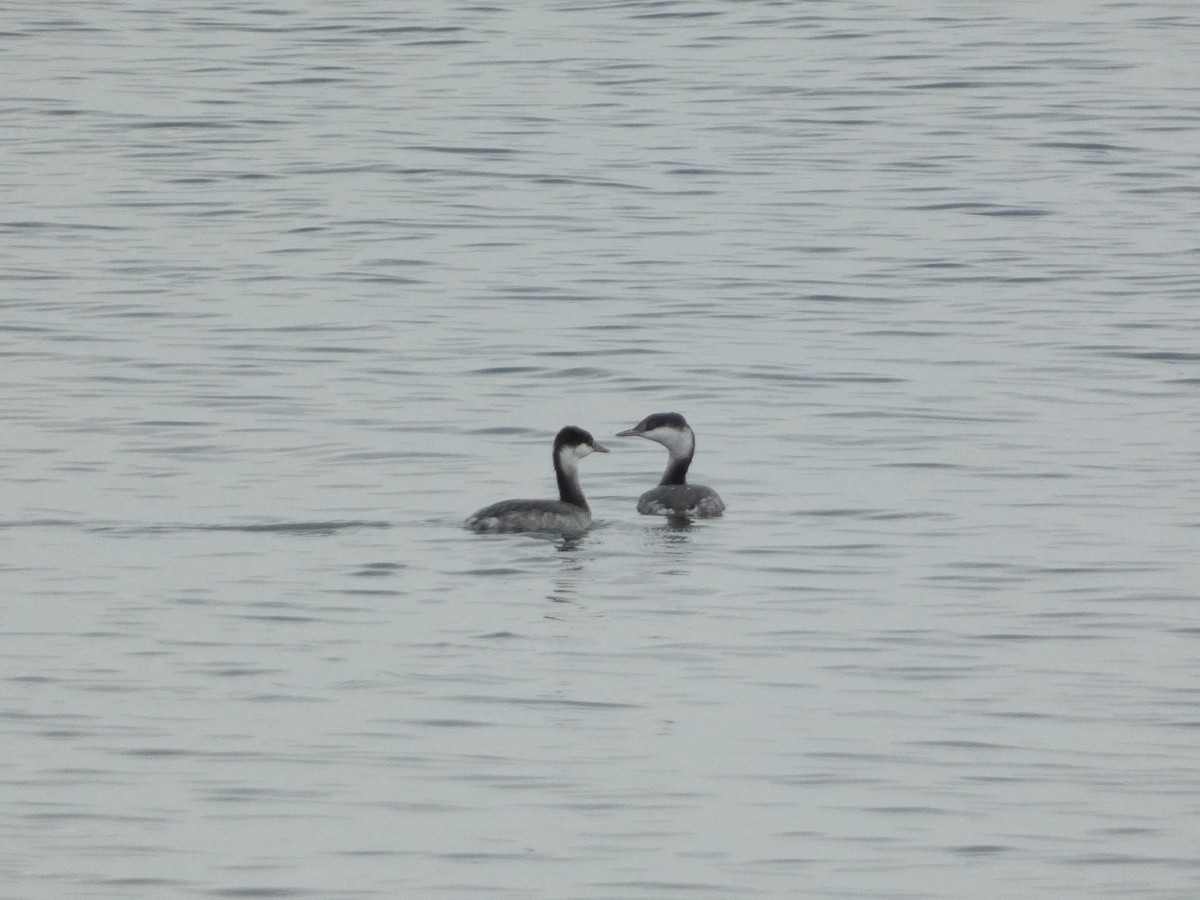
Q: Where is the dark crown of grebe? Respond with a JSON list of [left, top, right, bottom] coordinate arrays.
[[616, 412, 689, 436], [554, 425, 607, 454]]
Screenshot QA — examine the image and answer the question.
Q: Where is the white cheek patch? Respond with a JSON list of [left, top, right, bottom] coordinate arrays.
[[643, 427, 693, 458], [560, 444, 593, 465]]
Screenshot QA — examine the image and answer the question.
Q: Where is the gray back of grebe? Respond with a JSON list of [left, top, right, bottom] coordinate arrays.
[[634, 483, 726, 517]]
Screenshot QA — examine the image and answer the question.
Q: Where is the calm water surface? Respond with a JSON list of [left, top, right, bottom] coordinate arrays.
[[3, 2, 1200, 897]]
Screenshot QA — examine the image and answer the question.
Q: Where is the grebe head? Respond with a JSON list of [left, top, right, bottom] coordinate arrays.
[[555, 425, 609, 464], [615, 412, 694, 459]]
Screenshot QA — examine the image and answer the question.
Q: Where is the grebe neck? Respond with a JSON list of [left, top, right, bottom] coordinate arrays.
[[555, 450, 588, 509]]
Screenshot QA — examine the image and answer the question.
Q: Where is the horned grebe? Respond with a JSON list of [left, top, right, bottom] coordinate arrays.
[[466, 426, 609, 535], [615, 412, 724, 517]]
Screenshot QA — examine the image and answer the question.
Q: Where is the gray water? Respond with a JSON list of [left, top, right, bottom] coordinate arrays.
[[3, 2, 1200, 897]]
